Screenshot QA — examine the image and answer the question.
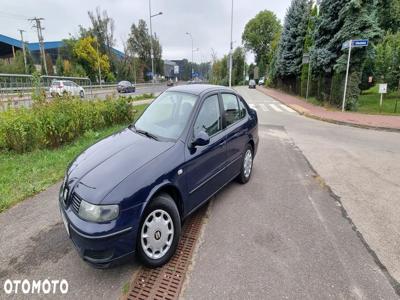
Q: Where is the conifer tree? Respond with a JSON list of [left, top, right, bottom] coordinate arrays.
[[276, 0, 311, 93]]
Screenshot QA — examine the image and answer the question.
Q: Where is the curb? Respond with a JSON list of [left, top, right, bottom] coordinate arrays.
[[257, 87, 400, 133]]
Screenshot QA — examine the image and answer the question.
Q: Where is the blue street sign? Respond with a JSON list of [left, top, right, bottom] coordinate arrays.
[[342, 39, 369, 49], [352, 39, 369, 47]]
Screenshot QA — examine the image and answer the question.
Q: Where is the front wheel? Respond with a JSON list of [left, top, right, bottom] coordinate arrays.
[[137, 193, 181, 268], [237, 144, 253, 184], [79, 91, 84, 98]]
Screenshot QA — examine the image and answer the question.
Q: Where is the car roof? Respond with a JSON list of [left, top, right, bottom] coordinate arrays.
[[167, 84, 235, 96]]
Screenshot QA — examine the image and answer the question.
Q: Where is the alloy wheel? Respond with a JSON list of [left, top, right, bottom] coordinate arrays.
[[140, 209, 174, 260], [243, 149, 253, 178]]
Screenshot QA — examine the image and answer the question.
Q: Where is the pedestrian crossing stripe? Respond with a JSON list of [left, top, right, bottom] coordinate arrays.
[[280, 105, 295, 112], [270, 104, 282, 112], [248, 103, 296, 114]]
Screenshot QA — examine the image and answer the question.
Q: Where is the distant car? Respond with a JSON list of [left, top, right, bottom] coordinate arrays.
[[167, 80, 174, 86], [258, 77, 265, 86], [50, 80, 85, 98], [117, 81, 136, 93], [248, 80, 256, 89]]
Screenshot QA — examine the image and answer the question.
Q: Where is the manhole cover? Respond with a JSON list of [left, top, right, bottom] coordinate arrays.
[[126, 205, 207, 300]]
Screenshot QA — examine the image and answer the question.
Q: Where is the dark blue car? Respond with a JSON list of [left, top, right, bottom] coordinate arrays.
[[59, 84, 258, 268]]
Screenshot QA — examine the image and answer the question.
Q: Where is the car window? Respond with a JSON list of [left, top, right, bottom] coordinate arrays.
[[135, 91, 197, 140], [193, 94, 221, 137], [221, 93, 240, 127]]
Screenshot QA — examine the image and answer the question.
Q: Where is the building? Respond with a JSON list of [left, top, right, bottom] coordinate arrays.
[[0, 34, 124, 69], [163, 60, 178, 79]]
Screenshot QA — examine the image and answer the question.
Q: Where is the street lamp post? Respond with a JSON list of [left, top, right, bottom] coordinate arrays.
[[149, 0, 162, 84], [186, 32, 194, 80], [228, 0, 234, 87]]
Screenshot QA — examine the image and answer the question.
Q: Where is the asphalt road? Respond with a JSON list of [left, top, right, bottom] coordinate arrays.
[[183, 87, 400, 298], [0, 86, 399, 299], [92, 83, 169, 100]]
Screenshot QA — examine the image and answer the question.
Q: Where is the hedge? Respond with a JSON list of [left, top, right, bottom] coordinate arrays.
[[0, 97, 136, 153]]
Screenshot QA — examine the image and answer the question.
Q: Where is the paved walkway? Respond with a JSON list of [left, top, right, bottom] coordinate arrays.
[[257, 86, 400, 131]]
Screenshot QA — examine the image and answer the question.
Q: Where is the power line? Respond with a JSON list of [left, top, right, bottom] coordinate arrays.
[[29, 17, 48, 75]]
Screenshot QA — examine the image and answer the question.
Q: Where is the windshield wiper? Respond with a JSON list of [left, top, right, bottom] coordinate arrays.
[[135, 128, 159, 141]]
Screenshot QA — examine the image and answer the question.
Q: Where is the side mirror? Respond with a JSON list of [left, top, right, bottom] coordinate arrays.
[[192, 131, 210, 147]]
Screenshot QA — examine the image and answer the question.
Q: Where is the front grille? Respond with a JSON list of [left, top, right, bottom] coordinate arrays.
[[71, 193, 82, 214]]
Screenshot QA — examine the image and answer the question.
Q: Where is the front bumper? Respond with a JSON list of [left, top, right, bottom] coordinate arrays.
[[59, 200, 143, 267]]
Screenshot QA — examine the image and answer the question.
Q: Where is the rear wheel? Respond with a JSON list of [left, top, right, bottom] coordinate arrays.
[[79, 91, 84, 98], [237, 144, 253, 184], [137, 193, 181, 268]]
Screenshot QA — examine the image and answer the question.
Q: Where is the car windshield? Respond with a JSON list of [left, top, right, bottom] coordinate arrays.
[[134, 91, 197, 140]]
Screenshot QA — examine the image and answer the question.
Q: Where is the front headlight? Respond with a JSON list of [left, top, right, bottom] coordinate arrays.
[[78, 200, 119, 222]]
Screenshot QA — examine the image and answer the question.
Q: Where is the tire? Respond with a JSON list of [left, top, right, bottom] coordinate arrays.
[[237, 144, 253, 184], [79, 91, 84, 98], [137, 193, 181, 268]]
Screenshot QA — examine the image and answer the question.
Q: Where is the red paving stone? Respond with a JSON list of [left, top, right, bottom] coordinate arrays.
[[257, 86, 400, 131]]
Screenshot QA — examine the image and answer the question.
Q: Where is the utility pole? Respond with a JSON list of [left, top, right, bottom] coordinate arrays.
[[18, 29, 28, 74], [228, 0, 233, 87], [29, 17, 48, 75], [95, 37, 102, 87], [186, 32, 194, 80], [148, 0, 162, 84]]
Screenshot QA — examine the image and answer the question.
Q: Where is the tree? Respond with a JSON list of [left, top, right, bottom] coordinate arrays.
[[80, 8, 116, 71], [333, 0, 382, 109], [0, 50, 34, 74], [73, 36, 111, 81], [374, 32, 400, 91], [232, 47, 245, 85], [378, 0, 400, 32], [300, 5, 318, 96], [276, 0, 312, 93], [127, 19, 163, 81], [242, 10, 281, 76]]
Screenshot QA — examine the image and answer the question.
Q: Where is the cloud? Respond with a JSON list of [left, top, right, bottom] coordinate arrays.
[[0, 0, 289, 63]]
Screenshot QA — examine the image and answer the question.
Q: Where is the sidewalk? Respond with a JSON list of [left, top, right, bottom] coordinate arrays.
[[182, 126, 396, 299], [257, 86, 400, 131]]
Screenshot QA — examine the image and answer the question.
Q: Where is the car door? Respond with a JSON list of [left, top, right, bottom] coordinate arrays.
[[221, 93, 248, 179], [184, 93, 226, 213]]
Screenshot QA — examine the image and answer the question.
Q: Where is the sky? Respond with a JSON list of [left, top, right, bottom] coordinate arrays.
[[0, 0, 290, 63]]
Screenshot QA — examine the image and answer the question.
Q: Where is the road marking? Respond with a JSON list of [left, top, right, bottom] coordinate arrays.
[[260, 104, 269, 112], [280, 104, 296, 112], [270, 104, 282, 112], [249, 103, 257, 111]]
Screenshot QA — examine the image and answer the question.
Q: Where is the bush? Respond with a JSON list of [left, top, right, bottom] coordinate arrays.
[[0, 97, 135, 153]]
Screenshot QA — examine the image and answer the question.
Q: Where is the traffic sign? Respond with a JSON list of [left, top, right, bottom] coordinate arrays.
[[379, 83, 387, 94], [341, 39, 369, 111], [342, 39, 368, 49]]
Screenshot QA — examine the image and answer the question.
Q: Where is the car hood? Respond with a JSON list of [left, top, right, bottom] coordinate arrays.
[[67, 128, 174, 204]]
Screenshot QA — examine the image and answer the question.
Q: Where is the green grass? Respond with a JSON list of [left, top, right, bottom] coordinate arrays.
[[358, 86, 400, 115], [0, 104, 148, 213], [303, 86, 400, 115], [120, 93, 154, 102]]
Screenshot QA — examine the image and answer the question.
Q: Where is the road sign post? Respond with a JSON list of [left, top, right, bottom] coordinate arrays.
[[341, 39, 369, 112], [379, 83, 387, 113]]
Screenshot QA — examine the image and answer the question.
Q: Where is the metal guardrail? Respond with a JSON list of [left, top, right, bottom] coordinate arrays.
[[0, 73, 164, 111]]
